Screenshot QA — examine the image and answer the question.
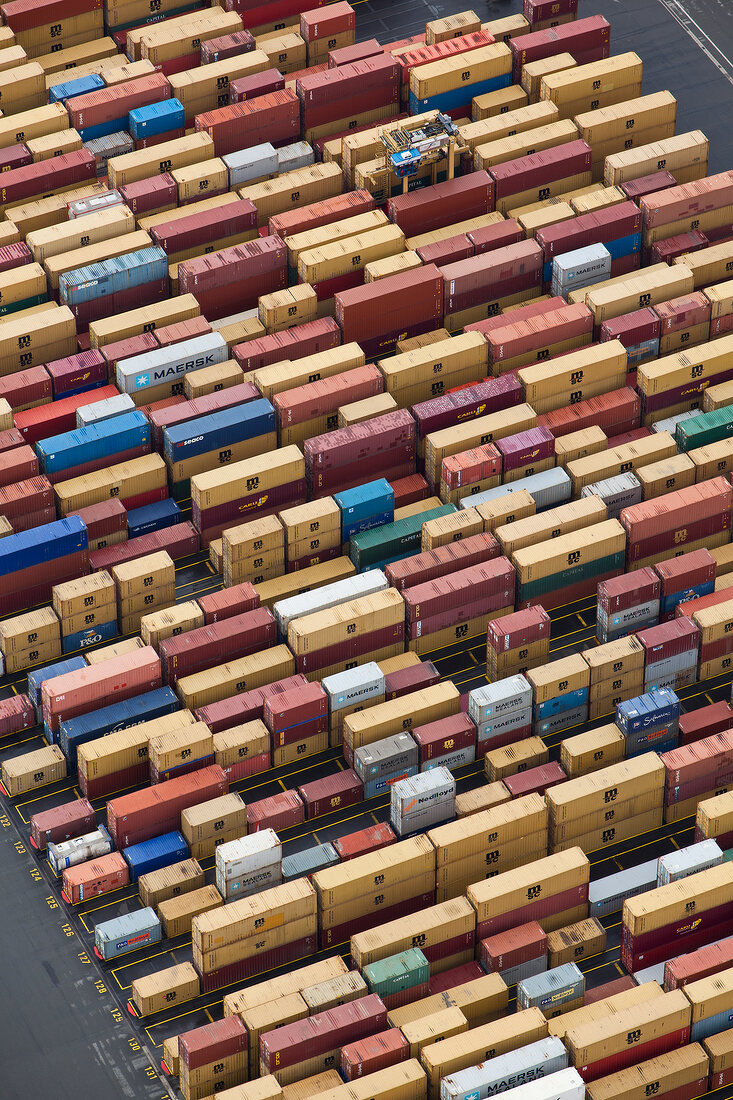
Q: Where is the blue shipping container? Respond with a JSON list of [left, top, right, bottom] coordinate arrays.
[[127, 499, 182, 539], [62, 618, 118, 655], [409, 73, 512, 114], [58, 686, 180, 770], [60, 247, 168, 306], [27, 656, 86, 715], [122, 830, 189, 882], [604, 232, 642, 260], [616, 688, 680, 736], [335, 479, 395, 525], [36, 411, 150, 476], [94, 908, 162, 960], [49, 73, 105, 103], [661, 581, 714, 616], [79, 118, 128, 143], [129, 99, 185, 140], [163, 399, 276, 463], [0, 516, 87, 580], [534, 687, 589, 720]]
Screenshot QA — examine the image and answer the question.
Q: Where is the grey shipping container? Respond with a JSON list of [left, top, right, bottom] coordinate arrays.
[[277, 141, 314, 174], [94, 907, 162, 960], [517, 962, 585, 1012], [500, 955, 548, 990], [282, 842, 339, 881], [441, 1036, 568, 1100], [422, 745, 476, 773], [657, 840, 723, 886], [581, 472, 642, 520], [323, 662, 385, 713], [116, 333, 228, 395], [534, 706, 587, 738], [465, 470, 571, 513], [224, 143, 278, 188], [354, 732, 418, 782], [470, 677, 533, 724], [588, 858, 659, 919]]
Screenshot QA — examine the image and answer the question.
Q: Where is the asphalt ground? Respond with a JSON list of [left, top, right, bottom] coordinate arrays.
[[1, 2, 733, 1098]]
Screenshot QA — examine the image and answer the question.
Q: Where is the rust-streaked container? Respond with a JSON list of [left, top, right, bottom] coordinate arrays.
[[62, 851, 129, 905], [29, 797, 96, 851], [333, 823, 397, 861], [107, 765, 228, 848], [341, 1029, 410, 1081], [247, 789, 304, 833]]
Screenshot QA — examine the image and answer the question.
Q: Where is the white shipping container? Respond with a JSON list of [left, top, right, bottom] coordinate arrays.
[[48, 825, 113, 874], [211, 308, 260, 330], [322, 662, 385, 712], [464, 470, 571, 512], [116, 333, 228, 394], [657, 839, 723, 886], [68, 190, 125, 219], [76, 393, 137, 429], [498, 1069, 584, 1100], [552, 244, 611, 289], [277, 141, 314, 174], [274, 569, 388, 634], [632, 962, 666, 985], [588, 858, 658, 919], [469, 677, 533, 724], [391, 766, 456, 817], [216, 861, 281, 900], [441, 1036, 569, 1100], [215, 829, 281, 879], [224, 143, 278, 187], [651, 411, 698, 435]]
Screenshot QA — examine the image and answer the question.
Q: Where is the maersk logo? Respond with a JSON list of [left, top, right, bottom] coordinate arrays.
[[135, 374, 149, 388]]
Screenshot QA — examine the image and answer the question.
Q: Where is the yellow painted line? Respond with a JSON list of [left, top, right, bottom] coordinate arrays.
[[614, 962, 625, 976], [73, 888, 140, 915], [705, 693, 714, 704], [15, 783, 75, 808], [204, 1008, 214, 1023], [577, 614, 587, 628]]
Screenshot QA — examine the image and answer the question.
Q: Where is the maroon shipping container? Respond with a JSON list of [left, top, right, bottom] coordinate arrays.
[[197, 582, 258, 625], [653, 292, 711, 335], [62, 852, 129, 904], [296, 622, 406, 680], [427, 961, 485, 996], [597, 567, 660, 615], [650, 231, 709, 265], [138, 395, 187, 420], [468, 218, 525, 256], [149, 381, 259, 452], [387, 173, 495, 238], [69, 498, 127, 546], [160, 607, 276, 685], [664, 936, 733, 990], [196, 674, 309, 733], [330, 38, 383, 68], [179, 236, 287, 320], [404, 559, 515, 625], [119, 174, 178, 218], [510, 15, 611, 77], [655, 547, 715, 596], [269, 190, 376, 239], [386, 534, 499, 595], [42, 647, 162, 734], [102, 332, 158, 377], [0, 0, 99, 32], [151, 199, 257, 255], [479, 921, 547, 973], [583, 976, 636, 1004], [247, 789, 304, 833], [68, 74, 170, 130], [321, 890, 435, 951], [0, 150, 96, 208], [488, 606, 551, 651], [606, 427, 650, 448], [229, 67, 285, 103], [486, 304, 593, 366], [0, 444, 38, 488], [305, 408, 415, 488], [478, 883, 589, 940], [154, 316, 212, 350], [263, 681, 327, 742], [0, 475, 53, 527], [412, 377, 523, 441], [275, 365, 382, 428], [262, 995, 388, 1073], [0, 694, 35, 739], [390, 474, 429, 509], [525, 0, 578, 22], [194, 478, 308, 545], [504, 761, 566, 798], [333, 822, 396, 861], [0, 428, 26, 454], [341, 1030, 409, 1081], [497, 427, 554, 472], [0, 242, 32, 273], [417, 233, 473, 268], [135, 128, 186, 151], [89, 522, 199, 572], [679, 701, 733, 745], [578, 1029, 691, 1083], [196, 89, 300, 157], [411, 712, 476, 764], [637, 619, 700, 666], [196, 933, 318, 993], [233, 317, 340, 373], [621, 170, 679, 205], [67, 276, 169, 334], [288, 545, 343, 574], [600, 308, 660, 348], [179, 1015, 247, 1072], [383, 661, 441, 701], [621, 478, 733, 558], [536, 202, 641, 261], [0, 144, 31, 173], [490, 140, 593, 201], [14, 384, 119, 444], [661, 729, 733, 790], [336, 264, 444, 359], [201, 28, 255, 64], [46, 350, 107, 398], [29, 797, 97, 851], [298, 768, 363, 819], [538, 386, 641, 438], [107, 764, 228, 848], [442, 240, 543, 315], [0, 551, 90, 617], [641, 365, 733, 415], [297, 56, 400, 130]]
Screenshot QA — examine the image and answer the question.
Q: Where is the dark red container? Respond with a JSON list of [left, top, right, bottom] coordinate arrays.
[[336, 264, 444, 359], [427, 961, 485, 995], [600, 308, 660, 347], [497, 426, 554, 472], [0, 150, 96, 208], [597, 567, 660, 614], [654, 292, 711, 335], [387, 173, 495, 238], [537, 386, 641, 438], [298, 768, 363, 819], [179, 236, 287, 320], [196, 89, 300, 157], [263, 681, 328, 745], [151, 199, 257, 256], [383, 661, 440, 701], [269, 189, 376, 239], [412, 376, 523, 441], [229, 67, 285, 103], [488, 606, 551, 651], [233, 317, 340, 373], [510, 14, 611, 77], [149, 381, 259, 452], [16, 386, 120, 447], [405, 559, 515, 625], [655, 547, 715, 597], [661, 729, 733, 790], [194, 478, 307, 545], [196, 674, 309, 733], [179, 1016, 246, 1072], [0, 694, 35, 739], [490, 140, 593, 201], [525, 0, 578, 23], [29, 797, 97, 851], [160, 607, 276, 686], [341, 1029, 409, 1081], [606, 427, 650, 448], [276, 364, 382, 428], [261, 994, 390, 1073], [0, 144, 31, 172], [246, 789, 304, 833], [0, 475, 53, 526], [583, 975, 636, 1004], [46, 350, 107, 398], [387, 534, 499, 594], [68, 74, 170, 130], [320, 892, 436, 951], [197, 582, 258, 625], [536, 202, 641, 261], [0, 242, 32, 274], [305, 408, 415, 490], [650, 231, 709, 265], [197, 934, 318, 993], [0, 444, 38, 488], [107, 764, 227, 848], [679, 701, 733, 745], [329, 38, 382, 67], [101, 332, 158, 378], [621, 478, 733, 556], [333, 822, 396, 861], [621, 170, 678, 203], [69, 498, 127, 545], [200, 28, 255, 64], [119, 173, 177, 218], [301, 0, 354, 40], [88, 522, 198, 571], [468, 218, 525, 256], [578, 1029, 691, 1083], [296, 621, 405, 679], [480, 921, 547, 972], [135, 128, 185, 151], [412, 713, 476, 764], [288, 545, 343, 573], [504, 761, 566, 798], [67, 276, 170, 335], [440, 444, 502, 491], [417, 233, 473, 268], [442, 240, 543, 314], [297, 56, 400, 130], [477, 882, 589, 940], [389, 474, 429, 509], [0, 429, 26, 455], [153, 316, 212, 350], [138, 395, 187, 420]]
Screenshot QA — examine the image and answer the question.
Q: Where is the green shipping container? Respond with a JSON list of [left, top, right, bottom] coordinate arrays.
[[0, 293, 47, 318], [363, 948, 430, 999], [676, 407, 733, 451], [350, 505, 456, 571], [517, 551, 625, 603]]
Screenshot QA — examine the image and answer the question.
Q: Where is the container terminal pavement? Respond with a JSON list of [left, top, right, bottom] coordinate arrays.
[[6, 0, 733, 1098]]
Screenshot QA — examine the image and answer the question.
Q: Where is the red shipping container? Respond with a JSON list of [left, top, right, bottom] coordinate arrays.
[[341, 1029, 409, 1081], [497, 426, 554, 473], [179, 236, 287, 321], [600, 308, 660, 348], [417, 233, 473, 268], [108, 764, 228, 848], [195, 674, 309, 733], [0, 144, 32, 173], [583, 976, 636, 1004], [119, 174, 177, 218], [510, 15, 611, 77], [653, 292, 711, 335], [336, 264, 444, 359], [538, 386, 641, 438], [468, 219, 525, 256], [89, 522, 199, 572], [490, 140, 593, 201], [197, 582, 258, 624], [621, 478, 733, 559], [0, 150, 96, 208], [0, 694, 34, 739], [488, 303, 593, 365], [480, 921, 547, 973], [412, 377, 523, 441], [229, 67, 285, 103], [655, 547, 716, 596], [297, 56, 400, 131], [269, 189, 376, 239], [262, 995, 387, 1073], [387, 173, 495, 238], [149, 381, 259, 452], [298, 768, 363, 819], [0, 551, 90, 616], [263, 680, 327, 739], [150, 199, 257, 256], [676, 589, 733, 621], [287, 544, 343, 574], [394, 31, 496, 86], [301, 0, 354, 40], [405, 559, 515, 625], [46, 350, 107, 398], [197, 933, 318, 993], [329, 39, 382, 67], [442, 240, 543, 315], [606, 426, 650, 448], [0, 428, 25, 455], [0, 475, 53, 526], [650, 231, 709, 265], [0, 444, 38, 488], [102, 332, 158, 377], [504, 761, 566, 797], [383, 661, 440, 700], [0, 242, 32, 273], [2, 0, 101, 32], [62, 851, 129, 905], [412, 712, 476, 764], [246, 789, 304, 832], [297, 621, 405, 680], [678, 701, 733, 745], [69, 498, 127, 546], [42, 647, 161, 733], [466, 297, 566, 340], [488, 606, 550, 651], [637, 618, 700, 666], [160, 607, 276, 685], [333, 822, 396, 861], [621, 170, 678, 204], [30, 797, 97, 851], [275, 364, 382, 428], [305, 409, 415, 491], [525, 0, 578, 22], [234, 316, 340, 373], [427, 962, 485, 995], [441, 445, 502, 491], [478, 882, 588, 940], [134, 128, 185, 151], [137, 395, 187, 420], [194, 478, 308, 545], [578, 1029, 691, 1083], [68, 74, 170, 131], [179, 1015, 247, 1071], [201, 28, 255, 64], [390, 473, 429, 509], [196, 89, 300, 157], [598, 567, 661, 615], [639, 170, 733, 229], [664, 936, 733, 990], [387, 535, 499, 592], [154, 316, 212, 350], [661, 729, 733, 790], [536, 202, 641, 261]]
